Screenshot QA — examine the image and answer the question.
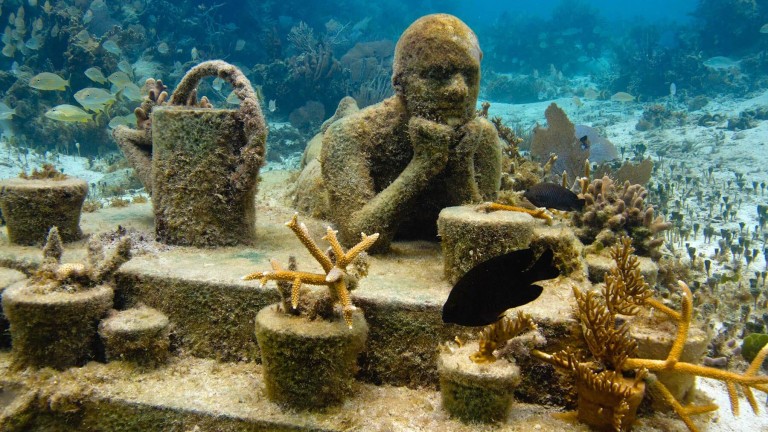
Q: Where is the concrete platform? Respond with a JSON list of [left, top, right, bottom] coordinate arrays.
[[0, 171, 584, 399], [0, 353, 707, 432]]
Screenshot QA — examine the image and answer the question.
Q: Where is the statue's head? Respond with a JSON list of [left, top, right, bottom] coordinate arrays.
[[392, 14, 482, 126]]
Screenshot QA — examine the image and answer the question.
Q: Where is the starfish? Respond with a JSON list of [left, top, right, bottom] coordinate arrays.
[[243, 213, 379, 328]]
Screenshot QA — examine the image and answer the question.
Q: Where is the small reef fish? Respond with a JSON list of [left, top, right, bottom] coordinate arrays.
[[225, 91, 241, 105], [703, 56, 740, 70], [235, 39, 245, 51], [102, 39, 122, 55], [268, 99, 277, 112], [45, 104, 92, 122], [24, 36, 42, 50], [74, 87, 115, 111], [29, 72, 69, 91], [760, 23, 768, 34], [0, 102, 16, 119], [524, 182, 585, 211], [574, 124, 619, 163], [120, 83, 143, 101], [107, 71, 132, 89], [157, 42, 169, 54], [117, 60, 133, 76], [84, 67, 107, 84], [108, 114, 135, 129], [43, 0, 52, 14], [610, 92, 635, 102], [442, 248, 559, 327], [583, 88, 600, 99]]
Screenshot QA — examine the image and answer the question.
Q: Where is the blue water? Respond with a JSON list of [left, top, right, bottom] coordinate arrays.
[[0, 0, 765, 159]]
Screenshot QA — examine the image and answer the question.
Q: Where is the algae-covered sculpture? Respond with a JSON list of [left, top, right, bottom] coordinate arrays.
[[2, 227, 131, 370], [113, 60, 267, 247], [244, 214, 377, 410], [438, 312, 537, 423], [316, 14, 502, 253], [533, 237, 768, 432], [0, 164, 87, 245]]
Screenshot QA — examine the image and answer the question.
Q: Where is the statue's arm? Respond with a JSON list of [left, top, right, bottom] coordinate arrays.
[[444, 118, 502, 203], [322, 117, 452, 250]]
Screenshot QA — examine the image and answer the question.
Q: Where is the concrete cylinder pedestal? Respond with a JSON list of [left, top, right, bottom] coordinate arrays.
[[438, 343, 521, 423], [254, 304, 368, 410], [2, 282, 113, 370], [437, 205, 535, 284], [0, 177, 87, 245]]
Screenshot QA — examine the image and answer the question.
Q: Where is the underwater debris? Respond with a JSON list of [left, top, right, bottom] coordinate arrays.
[[243, 213, 379, 328], [523, 182, 585, 211], [442, 248, 559, 327]]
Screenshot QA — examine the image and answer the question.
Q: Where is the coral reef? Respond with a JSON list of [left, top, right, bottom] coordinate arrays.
[[573, 175, 671, 258]]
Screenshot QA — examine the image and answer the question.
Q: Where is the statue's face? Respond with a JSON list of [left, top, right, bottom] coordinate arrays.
[[403, 55, 480, 127]]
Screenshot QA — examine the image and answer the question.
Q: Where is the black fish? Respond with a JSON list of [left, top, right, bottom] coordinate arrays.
[[579, 135, 591, 151], [524, 182, 585, 211], [442, 248, 560, 327]]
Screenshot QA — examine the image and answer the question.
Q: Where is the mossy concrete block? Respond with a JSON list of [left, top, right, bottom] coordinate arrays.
[[438, 343, 520, 423], [0, 177, 87, 245], [254, 304, 368, 410], [99, 306, 170, 367], [0, 268, 26, 349], [531, 225, 586, 276], [438, 206, 535, 284], [585, 253, 658, 286], [152, 106, 257, 247], [631, 315, 709, 408], [2, 282, 113, 369]]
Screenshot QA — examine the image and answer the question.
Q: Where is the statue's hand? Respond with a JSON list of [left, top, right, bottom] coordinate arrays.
[[408, 116, 453, 172], [452, 118, 484, 159]]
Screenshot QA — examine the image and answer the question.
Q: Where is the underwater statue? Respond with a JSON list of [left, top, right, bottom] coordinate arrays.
[[318, 14, 502, 252]]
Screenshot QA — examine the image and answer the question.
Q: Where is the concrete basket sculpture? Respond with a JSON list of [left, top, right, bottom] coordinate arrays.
[[113, 60, 267, 247]]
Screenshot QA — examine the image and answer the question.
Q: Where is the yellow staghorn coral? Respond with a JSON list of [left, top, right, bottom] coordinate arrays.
[[243, 213, 379, 328], [533, 237, 768, 432], [622, 280, 768, 429], [469, 311, 537, 364]]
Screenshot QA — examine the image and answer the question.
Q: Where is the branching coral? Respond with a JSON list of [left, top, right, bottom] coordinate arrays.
[[243, 214, 379, 328], [533, 237, 768, 432], [469, 311, 537, 364], [573, 175, 671, 258], [30, 227, 132, 294]]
